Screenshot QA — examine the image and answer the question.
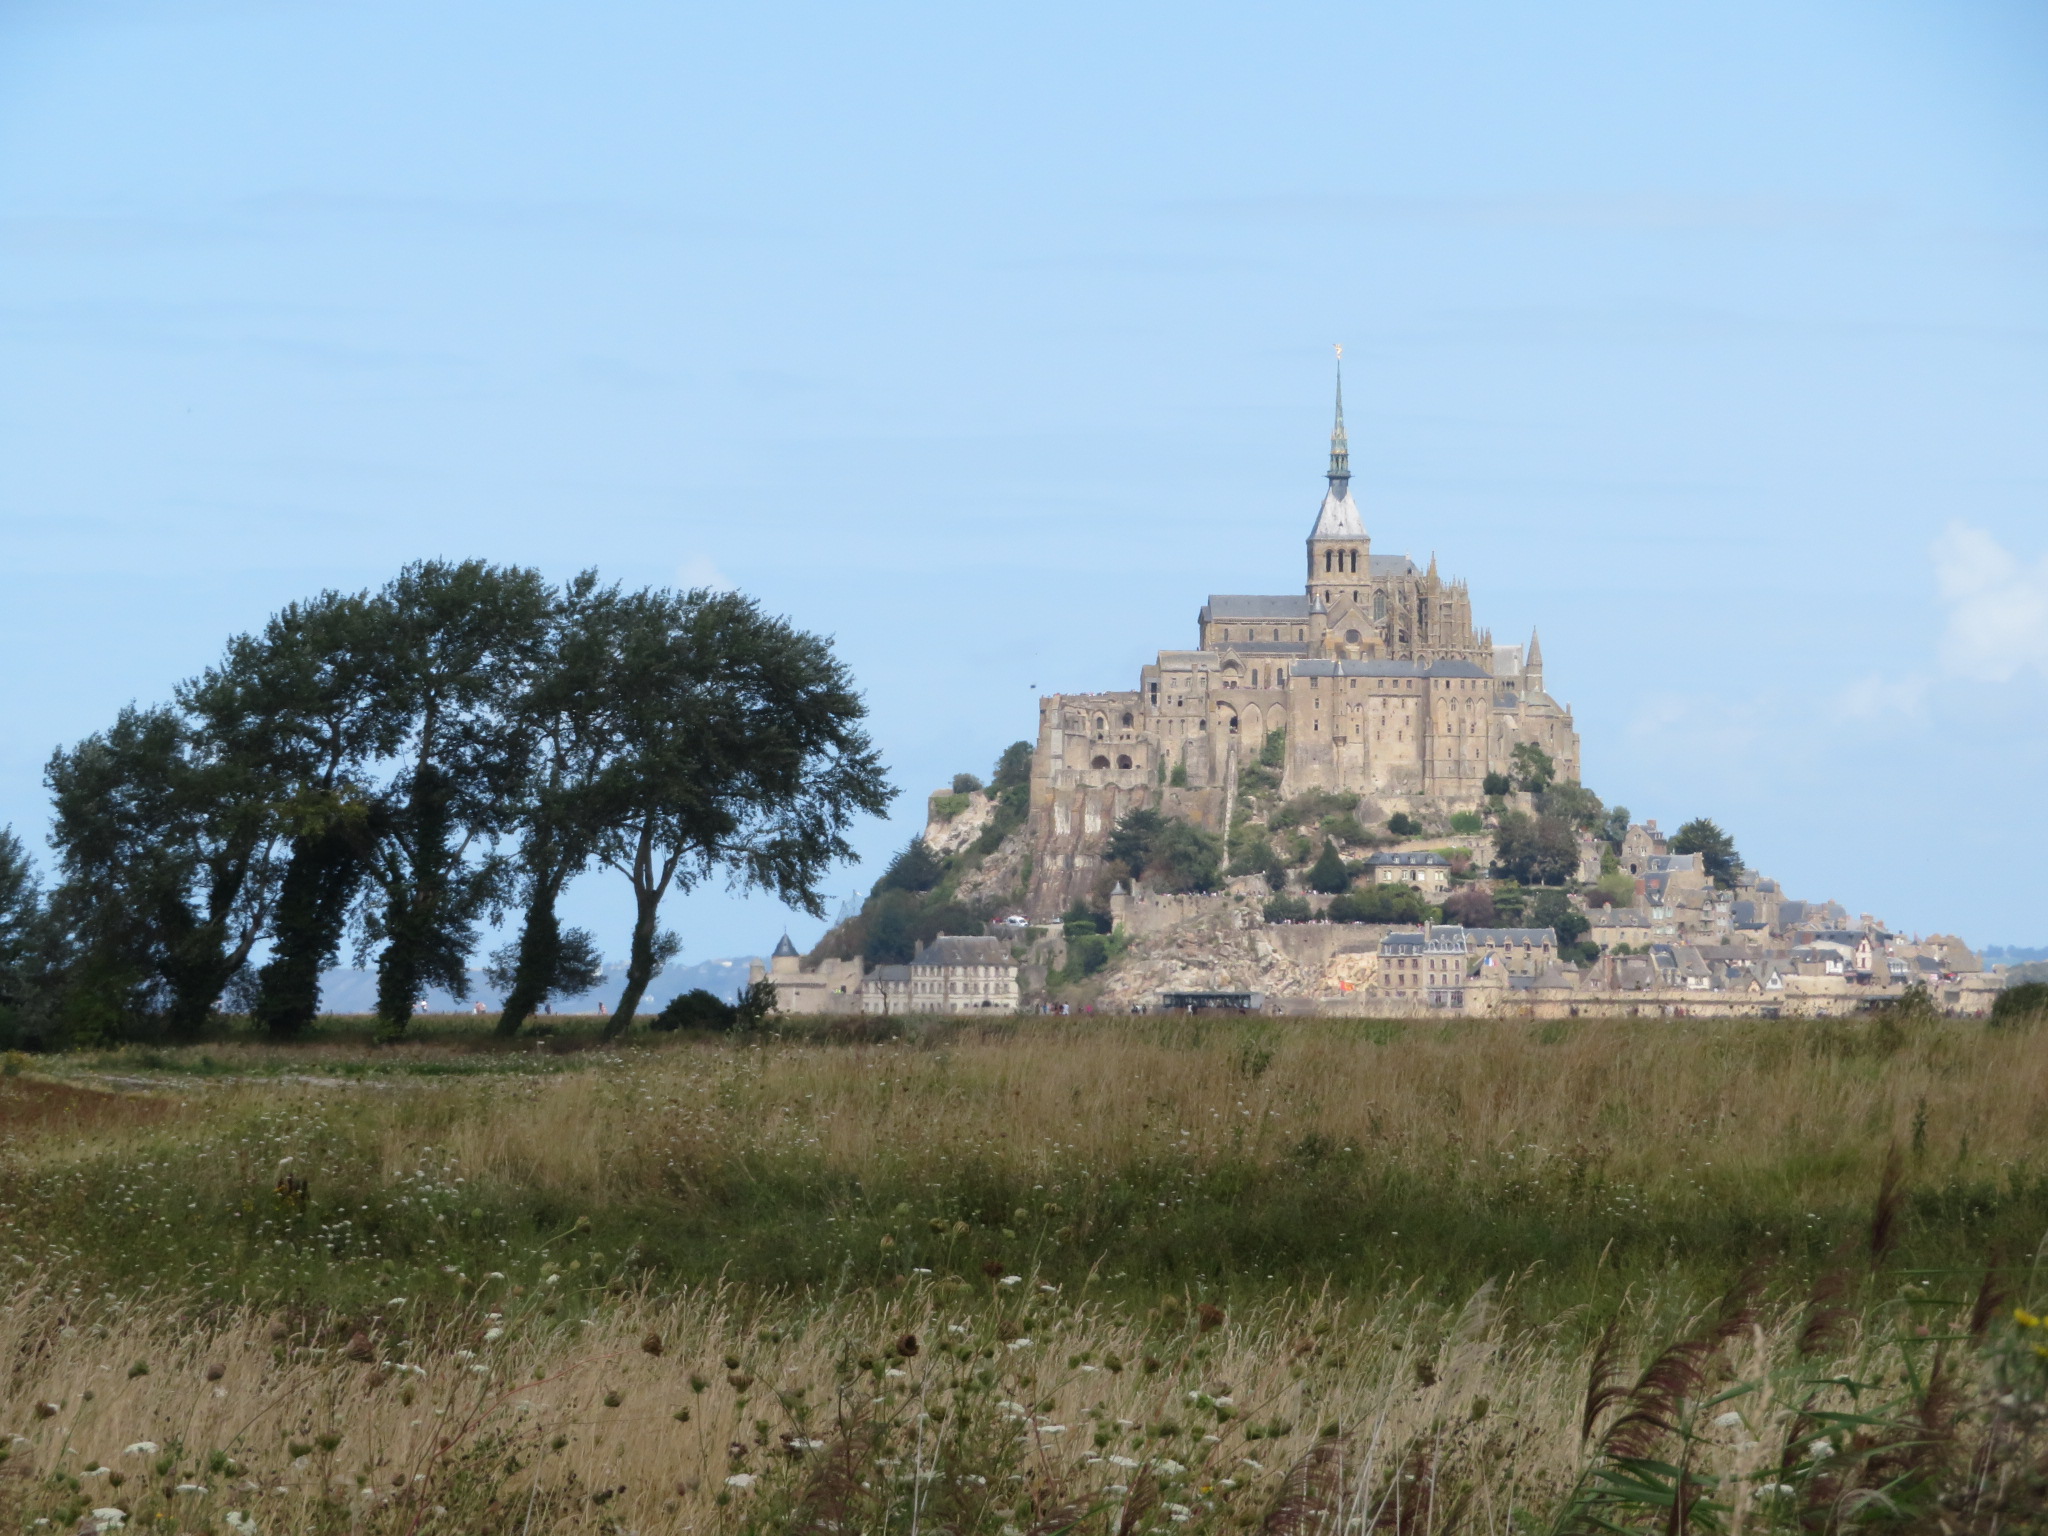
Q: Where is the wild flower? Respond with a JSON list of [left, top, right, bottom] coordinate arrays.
[[123, 1442, 157, 1456], [1155, 1459, 1187, 1477], [1007, 1337, 1033, 1350], [483, 1327, 504, 1341], [724, 1473, 756, 1489], [1808, 1436, 1834, 1459], [175, 1483, 208, 1494], [1712, 1410, 1745, 1429], [223, 1514, 254, 1533], [999, 1274, 1023, 1287]]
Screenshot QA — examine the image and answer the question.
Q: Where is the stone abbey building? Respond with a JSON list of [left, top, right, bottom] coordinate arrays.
[[1031, 376, 1580, 843]]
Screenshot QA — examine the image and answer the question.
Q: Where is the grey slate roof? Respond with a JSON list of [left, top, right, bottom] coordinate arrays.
[[914, 934, 1013, 969], [1309, 487, 1366, 539], [1365, 851, 1450, 868], [772, 934, 800, 958], [1203, 594, 1313, 620], [1369, 555, 1419, 577], [1380, 924, 1469, 955]]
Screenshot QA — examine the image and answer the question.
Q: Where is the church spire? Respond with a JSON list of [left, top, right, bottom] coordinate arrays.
[[1326, 346, 1350, 493]]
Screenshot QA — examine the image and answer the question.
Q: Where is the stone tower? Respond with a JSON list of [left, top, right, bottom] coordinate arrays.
[[1305, 365, 1369, 610]]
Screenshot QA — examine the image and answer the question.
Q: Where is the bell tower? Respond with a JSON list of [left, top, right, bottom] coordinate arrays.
[[1305, 350, 1369, 610]]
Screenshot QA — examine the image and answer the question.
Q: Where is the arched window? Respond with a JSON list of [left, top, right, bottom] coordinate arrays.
[[1116, 754, 1132, 770], [1121, 711, 1133, 727], [1344, 629, 1361, 644], [1349, 549, 1358, 572], [1374, 591, 1387, 621], [1094, 714, 1106, 736], [1091, 756, 1111, 769]]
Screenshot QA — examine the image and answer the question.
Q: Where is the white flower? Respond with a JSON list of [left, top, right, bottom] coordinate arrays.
[[1109, 1455, 1141, 1469], [1757, 1483, 1797, 1499], [1165, 1504, 1193, 1523], [999, 1275, 1023, 1287], [482, 1328, 504, 1342], [1037, 1424, 1067, 1435], [789, 1438, 827, 1451], [123, 1442, 158, 1456], [1155, 1458, 1186, 1477], [176, 1483, 208, 1494], [1006, 1337, 1034, 1350], [884, 1368, 909, 1379], [725, 1473, 756, 1489], [386, 1298, 407, 1309], [1239, 1457, 1264, 1470], [223, 1516, 255, 1534], [544, 1274, 561, 1286], [1808, 1437, 1834, 1460], [911, 1267, 932, 1275], [485, 1271, 505, 1281], [1713, 1411, 1745, 1430], [90, 1514, 127, 1532]]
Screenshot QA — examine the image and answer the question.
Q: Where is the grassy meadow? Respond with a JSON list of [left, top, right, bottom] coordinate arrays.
[[4, 1013, 2047, 1532]]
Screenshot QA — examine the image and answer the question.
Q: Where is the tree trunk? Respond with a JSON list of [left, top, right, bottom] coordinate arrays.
[[256, 824, 363, 1037], [495, 878, 564, 1036], [604, 883, 664, 1039]]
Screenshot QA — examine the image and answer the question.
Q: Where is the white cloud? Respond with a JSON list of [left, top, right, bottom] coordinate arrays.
[[1933, 523, 2048, 684], [676, 554, 732, 592]]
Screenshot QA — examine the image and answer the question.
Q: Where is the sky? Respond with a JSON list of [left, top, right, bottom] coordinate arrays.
[[2, 0, 2045, 972]]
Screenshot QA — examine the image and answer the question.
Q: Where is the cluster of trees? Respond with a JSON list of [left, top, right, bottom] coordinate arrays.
[[0, 562, 891, 1047]]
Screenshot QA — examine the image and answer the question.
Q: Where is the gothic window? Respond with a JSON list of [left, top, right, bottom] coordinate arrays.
[[1374, 591, 1387, 621], [1116, 754, 1132, 770], [1121, 711, 1133, 727]]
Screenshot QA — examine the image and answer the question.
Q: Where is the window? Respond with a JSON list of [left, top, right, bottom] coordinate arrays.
[[1121, 711, 1133, 727], [1116, 754, 1132, 769], [1090, 755, 1110, 769]]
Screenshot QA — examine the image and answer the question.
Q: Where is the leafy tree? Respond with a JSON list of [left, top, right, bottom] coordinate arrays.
[[0, 829, 40, 1021], [972, 778, 1030, 856], [951, 772, 984, 794], [1449, 811, 1484, 835], [1510, 742, 1556, 793], [1307, 839, 1351, 894], [1104, 810, 1221, 894], [1387, 812, 1421, 838], [875, 838, 945, 895], [1482, 771, 1512, 797], [1440, 885, 1497, 927], [359, 561, 553, 1037], [1328, 885, 1439, 924], [1534, 780, 1602, 830], [1226, 823, 1281, 883], [184, 588, 399, 1037], [595, 589, 893, 1037], [1258, 728, 1287, 769], [651, 987, 737, 1031], [1670, 818, 1742, 888], [491, 576, 648, 1036], [1490, 881, 1528, 924], [1528, 888, 1590, 948], [1599, 804, 1632, 850], [1262, 893, 1312, 923], [862, 891, 986, 964], [1168, 761, 1188, 788], [990, 741, 1033, 794], [1492, 810, 1578, 886], [45, 705, 281, 1038], [483, 925, 604, 1014]]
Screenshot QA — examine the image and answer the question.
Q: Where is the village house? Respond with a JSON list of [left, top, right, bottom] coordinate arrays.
[[1373, 924, 1469, 1009], [751, 933, 1023, 1016], [1362, 850, 1452, 891], [1463, 926, 1558, 976]]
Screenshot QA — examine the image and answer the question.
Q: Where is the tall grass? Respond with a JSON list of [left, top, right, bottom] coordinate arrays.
[[5, 1014, 2048, 1530]]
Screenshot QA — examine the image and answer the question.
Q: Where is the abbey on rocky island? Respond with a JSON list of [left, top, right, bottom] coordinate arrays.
[[1031, 372, 1580, 838]]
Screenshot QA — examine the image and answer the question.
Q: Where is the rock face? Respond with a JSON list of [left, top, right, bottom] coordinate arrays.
[[1083, 892, 1388, 1010], [923, 791, 996, 858]]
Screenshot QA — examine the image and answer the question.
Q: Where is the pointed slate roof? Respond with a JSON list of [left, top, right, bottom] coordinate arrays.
[[1308, 360, 1367, 540], [771, 934, 800, 959]]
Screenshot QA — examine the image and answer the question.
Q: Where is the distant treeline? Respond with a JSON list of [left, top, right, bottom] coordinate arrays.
[[0, 562, 891, 1049]]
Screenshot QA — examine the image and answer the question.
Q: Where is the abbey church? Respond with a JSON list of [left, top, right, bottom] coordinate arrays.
[[1031, 374, 1580, 834]]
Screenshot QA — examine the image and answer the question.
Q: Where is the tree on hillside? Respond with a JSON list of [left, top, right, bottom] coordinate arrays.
[[1528, 888, 1590, 948], [1670, 818, 1742, 888], [1328, 884, 1438, 923], [1510, 742, 1556, 793], [1105, 809, 1222, 895], [595, 589, 893, 1038], [182, 588, 398, 1036], [1307, 839, 1351, 894], [45, 705, 281, 1038], [358, 561, 554, 1036], [1492, 810, 1577, 886], [1441, 884, 1497, 928], [990, 741, 1033, 794], [875, 837, 945, 896]]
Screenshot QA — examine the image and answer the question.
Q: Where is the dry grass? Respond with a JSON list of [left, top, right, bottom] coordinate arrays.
[[5, 1015, 2048, 1531]]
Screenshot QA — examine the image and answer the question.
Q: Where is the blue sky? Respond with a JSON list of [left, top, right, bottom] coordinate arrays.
[[2, 0, 2045, 968]]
